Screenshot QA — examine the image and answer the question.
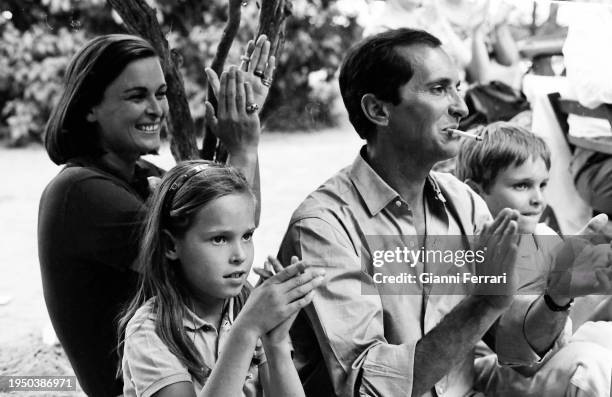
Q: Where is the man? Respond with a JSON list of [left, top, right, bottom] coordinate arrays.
[[278, 28, 611, 396]]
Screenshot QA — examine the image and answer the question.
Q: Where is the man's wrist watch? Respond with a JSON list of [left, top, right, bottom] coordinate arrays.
[[544, 293, 574, 312]]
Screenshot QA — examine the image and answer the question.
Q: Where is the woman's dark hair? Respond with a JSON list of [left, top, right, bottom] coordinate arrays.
[[44, 34, 159, 165], [339, 28, 442, 141], [117, 160, 256, 384]]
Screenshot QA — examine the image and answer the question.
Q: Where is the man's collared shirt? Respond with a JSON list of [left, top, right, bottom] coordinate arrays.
[[278, 149, 545, 397]]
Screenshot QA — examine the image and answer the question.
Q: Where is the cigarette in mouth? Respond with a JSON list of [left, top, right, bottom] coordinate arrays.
[[447, 128, 483, 141]]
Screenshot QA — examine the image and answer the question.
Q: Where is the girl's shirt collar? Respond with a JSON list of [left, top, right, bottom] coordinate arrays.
[[182, 298, 234, 332]]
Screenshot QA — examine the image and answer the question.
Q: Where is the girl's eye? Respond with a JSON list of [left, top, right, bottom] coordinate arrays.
[[242, 232, 253, 242], [212, 236, 227, 244], [513, 183, 528, 190], [156, 91, 167, 99], [431, 86, 445, 94], [541, 181, 548, 189]]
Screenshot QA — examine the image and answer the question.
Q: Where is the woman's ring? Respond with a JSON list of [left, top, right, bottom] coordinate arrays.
[[246, 103, 259, 114], [262, 78, 273, 87], [254, 70, 265, 78]]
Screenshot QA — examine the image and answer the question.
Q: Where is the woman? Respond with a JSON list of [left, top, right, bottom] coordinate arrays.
[[38, 34, 274, 396]]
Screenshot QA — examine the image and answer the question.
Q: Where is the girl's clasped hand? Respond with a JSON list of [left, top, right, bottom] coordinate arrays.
[[242, 256, 325, 346]]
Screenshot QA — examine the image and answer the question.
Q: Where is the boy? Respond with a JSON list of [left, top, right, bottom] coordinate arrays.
[[456, 121, 612, 395], [455, 122, 560, 294], [456, 122, 612, 305]]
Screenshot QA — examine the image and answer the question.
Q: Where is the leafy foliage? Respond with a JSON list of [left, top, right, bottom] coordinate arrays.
[[0, 0, 361, 145], [261, 1, 362, 130], [0, 23, 87, 145]]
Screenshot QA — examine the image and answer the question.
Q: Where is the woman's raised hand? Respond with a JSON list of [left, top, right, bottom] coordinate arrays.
[[238, 256, 325, 338], [203, 35, 276, 156], [205, 66, 260, 156], [239, 35, 276, 110]]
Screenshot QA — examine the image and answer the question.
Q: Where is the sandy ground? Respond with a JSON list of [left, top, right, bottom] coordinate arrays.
[[0, 123, 361, 394]]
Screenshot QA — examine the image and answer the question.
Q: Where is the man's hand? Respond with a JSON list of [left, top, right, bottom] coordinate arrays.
[[546, 213, 612, 303], [577, 213, 612, 244], [473, 208, 520, 309], [547, 236, 612, 303]]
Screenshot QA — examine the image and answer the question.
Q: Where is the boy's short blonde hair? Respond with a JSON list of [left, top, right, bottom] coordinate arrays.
[[455, 122, 551, 191]]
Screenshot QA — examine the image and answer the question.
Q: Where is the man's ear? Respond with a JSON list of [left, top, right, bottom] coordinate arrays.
[[163, 230, 179, 261], [464, 178, 484, 195], [361, 94, 389, 127]]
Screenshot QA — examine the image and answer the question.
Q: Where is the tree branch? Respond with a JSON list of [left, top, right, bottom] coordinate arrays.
[[201, 0, 244, 160], [257, 0, 292, 58], [107, 0, 199, 161]]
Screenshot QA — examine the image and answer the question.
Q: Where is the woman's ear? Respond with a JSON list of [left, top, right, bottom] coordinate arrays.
[[361, 94, 389, 127], [465, 178, 484, 195], [163, 230, 179, 261]]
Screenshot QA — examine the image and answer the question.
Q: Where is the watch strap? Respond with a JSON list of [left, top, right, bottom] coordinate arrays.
[[544, 293, 573, 312]]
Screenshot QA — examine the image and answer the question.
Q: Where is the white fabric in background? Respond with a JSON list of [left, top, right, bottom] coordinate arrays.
[[522, 75, 592, 235], [562, 2, 612, 139]]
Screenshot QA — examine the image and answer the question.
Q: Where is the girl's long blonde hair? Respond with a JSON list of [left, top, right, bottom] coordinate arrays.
[[117, 160, 255, 383]]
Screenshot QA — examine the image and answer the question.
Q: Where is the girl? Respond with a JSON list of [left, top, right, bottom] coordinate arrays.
[[119, 161, 325, 397]]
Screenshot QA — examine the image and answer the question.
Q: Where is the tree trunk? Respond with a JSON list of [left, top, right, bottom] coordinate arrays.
[[257, 0, 292, 59], [200, 0, 245, 161], [107, 0, 199, 161]]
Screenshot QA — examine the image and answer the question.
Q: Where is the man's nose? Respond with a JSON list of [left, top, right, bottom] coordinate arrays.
[[449, 91, 469, 120]]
